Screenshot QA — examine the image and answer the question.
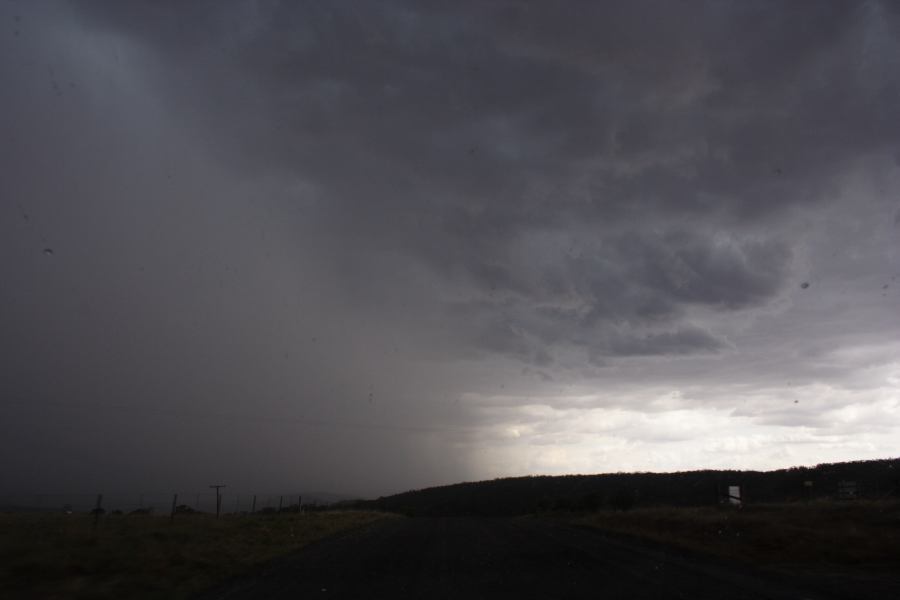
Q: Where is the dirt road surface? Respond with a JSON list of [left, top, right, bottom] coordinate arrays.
[[200, 516, 896, 599]]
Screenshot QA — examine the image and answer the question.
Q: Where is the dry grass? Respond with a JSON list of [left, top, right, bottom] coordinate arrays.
[[574, 500, 900, 573], [0, 510, 388, 599]]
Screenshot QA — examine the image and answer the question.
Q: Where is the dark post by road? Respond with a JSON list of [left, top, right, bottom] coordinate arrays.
[[210, 485, 226, 519], [92, 494, 103, 531], [278, 495, 283, 514], [170, 493, 178, 521], [251, 495, 257, 513], [298, 494, 302, 513]]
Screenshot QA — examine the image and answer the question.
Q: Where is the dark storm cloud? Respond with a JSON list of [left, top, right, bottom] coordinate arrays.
[[3, 1, 899, 494], [605, 326, 726, 358], [68, 0, 899, 366]]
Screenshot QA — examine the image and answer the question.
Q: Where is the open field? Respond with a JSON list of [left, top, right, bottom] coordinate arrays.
[[0, 510, 388, 599], [573, 501, 900, 573], [5, 505, 899, 599]]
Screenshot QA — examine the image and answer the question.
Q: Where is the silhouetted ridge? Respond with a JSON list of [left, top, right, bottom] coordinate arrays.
[[356, 458, 900, 516]]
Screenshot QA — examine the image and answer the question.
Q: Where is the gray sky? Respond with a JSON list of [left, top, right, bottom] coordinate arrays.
[[2, 1, 899, 498]]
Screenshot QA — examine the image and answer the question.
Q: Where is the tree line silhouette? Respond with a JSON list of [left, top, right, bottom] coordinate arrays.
[[350, 458, 900, 517]]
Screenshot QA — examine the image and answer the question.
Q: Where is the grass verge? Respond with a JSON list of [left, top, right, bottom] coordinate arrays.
[[0, 510, 389, 599], [573, 501, 900, 573]]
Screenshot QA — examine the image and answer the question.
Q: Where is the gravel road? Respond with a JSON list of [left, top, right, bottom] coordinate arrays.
[[200, 516, 894, 599]]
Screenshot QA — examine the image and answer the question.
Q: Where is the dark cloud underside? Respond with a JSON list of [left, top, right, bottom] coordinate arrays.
[[2, 1, 899, 494]]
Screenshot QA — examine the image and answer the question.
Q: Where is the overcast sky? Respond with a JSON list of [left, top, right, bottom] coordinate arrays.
[[2, 1, 899, 498]]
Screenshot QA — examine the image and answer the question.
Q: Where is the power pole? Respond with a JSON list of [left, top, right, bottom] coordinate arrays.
[[209, 485, 226, 519], [92, 494, 103, 531]]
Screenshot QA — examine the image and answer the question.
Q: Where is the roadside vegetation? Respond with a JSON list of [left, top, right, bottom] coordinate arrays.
[[573, 500, 900, 573], [0, 510, 387, 599]]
